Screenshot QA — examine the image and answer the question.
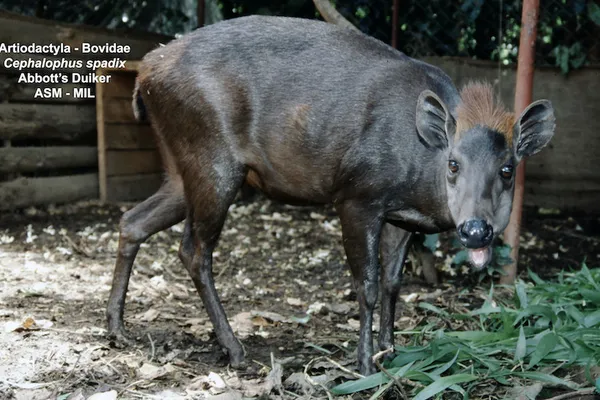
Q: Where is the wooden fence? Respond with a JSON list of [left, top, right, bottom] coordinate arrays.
[[96, 65, 162, 202], [0, 10, 169, 210]]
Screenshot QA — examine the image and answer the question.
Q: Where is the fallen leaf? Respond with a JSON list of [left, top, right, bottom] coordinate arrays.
[[347, 318, 360, 330], [307, 302, 328, 315], [310, 212, 326, 220], [63, 388, 85, 400], [207, 372, 226, 389], [250, 310, 290, 323], [137, 309, 160, 322], [330, 302, 352, 315], [251, 316, 271, 327], [138, 362, 176, 380], [505, 382, 543, 400], [241, 361, 283, 397], [5, 317, 53, 332], [181, 317, 206, 326], [400, 293, 420, 303], [284, 372, 313, 395], [4, 320, 22, 333], [87, 390, 117, 400], [420, 289, 443, 301], [206, 392, 243, 400], [286, 297, 304, 307], [230, 312, 255, 339], [153, 390, 185, 399], [22, 317, 35, 329]]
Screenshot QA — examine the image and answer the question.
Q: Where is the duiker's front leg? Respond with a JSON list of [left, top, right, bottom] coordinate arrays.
[[379, 224, 412, 355], [336, 200, 384, 376]]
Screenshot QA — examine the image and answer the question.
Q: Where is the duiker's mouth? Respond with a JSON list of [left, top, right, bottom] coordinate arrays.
[[467, 246, 492, 270]]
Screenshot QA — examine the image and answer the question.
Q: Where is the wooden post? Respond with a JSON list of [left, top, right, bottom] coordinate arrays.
[[197, 0, 205, 28], [501, 0, 540, 284], [391, 0, 399, 49]]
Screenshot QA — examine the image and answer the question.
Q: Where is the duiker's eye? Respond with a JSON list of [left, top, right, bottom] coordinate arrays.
[[500, 165, 513, 179], [448, 160, 459, 174]]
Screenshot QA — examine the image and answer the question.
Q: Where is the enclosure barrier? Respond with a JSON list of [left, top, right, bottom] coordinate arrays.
[[96, 63, 162, 202], [0, 10, 169, 210]]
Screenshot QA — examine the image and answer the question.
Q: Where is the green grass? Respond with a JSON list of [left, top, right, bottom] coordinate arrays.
[[331, 264, 600, 399]]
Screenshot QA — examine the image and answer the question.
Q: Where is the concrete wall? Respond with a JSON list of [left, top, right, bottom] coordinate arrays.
[[425, 57, 600, 212]]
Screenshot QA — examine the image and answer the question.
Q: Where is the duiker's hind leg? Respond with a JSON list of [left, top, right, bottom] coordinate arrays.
[[178, 215, 194, 267], [107, 181, 186, 340], [183, 166, 246, 366]]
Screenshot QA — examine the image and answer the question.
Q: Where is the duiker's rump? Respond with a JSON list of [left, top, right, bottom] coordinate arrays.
[[106, 16, 555, 375]]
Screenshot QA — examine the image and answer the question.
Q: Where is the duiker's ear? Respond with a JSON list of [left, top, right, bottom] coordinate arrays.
[[416, 90, 456, 150], [513, 100, 555, 162]]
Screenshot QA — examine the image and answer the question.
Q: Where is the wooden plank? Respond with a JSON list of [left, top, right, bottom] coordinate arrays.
[[0, 173, 99, 210], [0, 10, 171, 61], [524, 178, 600, 211], [105, 173, 163, 202], [0, 74, 93, 103], [102, 71, 137, 98], [97, 75, 107, 201], [0, 146, 97, 173], [0, 103, 95, 141], [104, 123, 156, 150], [104, 97, 136, 123], [105, 150, 162, 176]]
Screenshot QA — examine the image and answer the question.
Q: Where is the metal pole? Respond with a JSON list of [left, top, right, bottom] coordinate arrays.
[[501, 0, 540, 284], [197, 0, 205, 28], [391, 0, 399, 49]]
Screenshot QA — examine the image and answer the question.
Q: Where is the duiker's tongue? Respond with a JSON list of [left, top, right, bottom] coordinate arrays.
[[468, 247, 491, 270]]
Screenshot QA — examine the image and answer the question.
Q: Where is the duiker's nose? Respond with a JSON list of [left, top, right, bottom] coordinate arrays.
[[458, 219, 493, 248]]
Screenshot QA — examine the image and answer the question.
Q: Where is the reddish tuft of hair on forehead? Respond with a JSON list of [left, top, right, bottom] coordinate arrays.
[[455, 81, 515, 145]]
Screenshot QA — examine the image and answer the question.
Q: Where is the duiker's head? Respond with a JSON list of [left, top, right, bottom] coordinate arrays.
[[416, 82, 555, 269]]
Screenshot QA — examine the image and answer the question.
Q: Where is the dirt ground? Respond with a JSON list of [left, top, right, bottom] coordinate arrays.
[[0, 195, 598, 399]]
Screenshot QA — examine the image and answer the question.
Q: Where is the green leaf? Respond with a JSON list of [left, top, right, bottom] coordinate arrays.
[[528, 269, 546, 285], [395, 360, 417, 377], [430, 350, 460, 376], [423, 234, 439, 253], [513, 371, 579, 390], [552, 45, 570, 74], [528, 332, 558, 368], [391, 348, 430, 367], [583, 310, 600, 328], [514, 326, 527, 362], [446, 331, 506, 342], [331, 372, 387, 394], [453, 249, 469, 265], [581, 263, 600, 290], [579, 289, 600, 305], [588, 2, 600, 25], [595, 377, 600, 393], [566, 305, 586, 325], [515, 281, 528, 308], [419, 302, 450, 317], [494, 244, 513, 266], [413, 374, 478, 400]]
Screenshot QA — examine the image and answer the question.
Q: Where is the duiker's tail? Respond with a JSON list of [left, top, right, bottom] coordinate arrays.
[[132, 77, 182, 188], [132, 79, 147, 122]]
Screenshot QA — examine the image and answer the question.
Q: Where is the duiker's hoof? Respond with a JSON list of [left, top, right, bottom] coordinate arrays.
[[229, 359, 248, 371], [359, 362, 377, 376], [107, 325, 133, 347], [228, 346, 246, 369]]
